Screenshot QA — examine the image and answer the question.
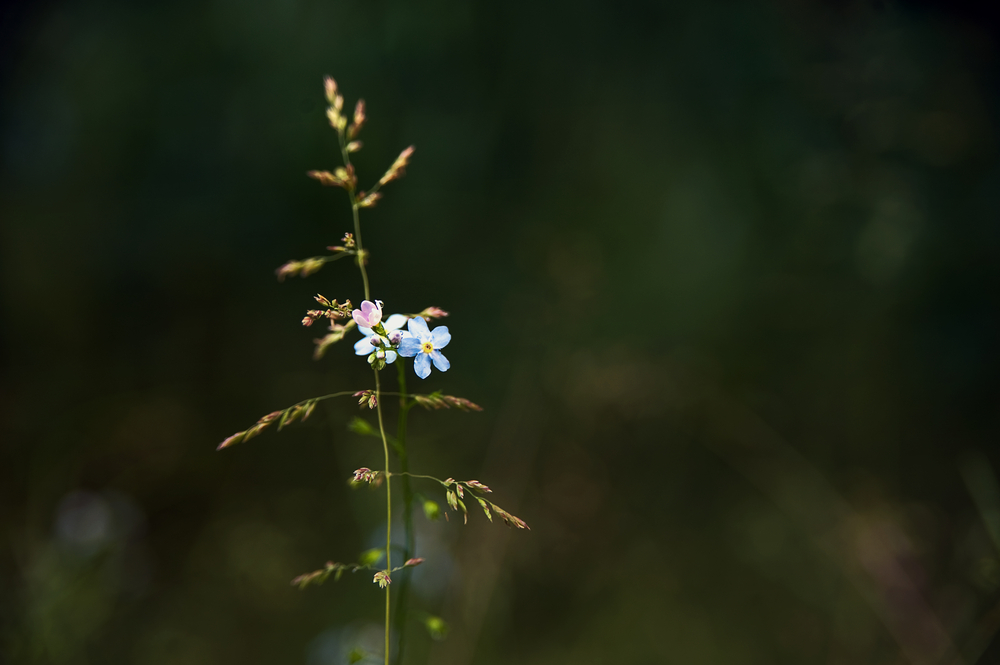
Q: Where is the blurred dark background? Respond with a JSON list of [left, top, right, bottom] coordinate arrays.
[[2, 0, 1000, 663]]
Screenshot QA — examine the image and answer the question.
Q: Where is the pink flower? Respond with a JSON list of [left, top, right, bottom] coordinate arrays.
[[352, 300, 383, 328]]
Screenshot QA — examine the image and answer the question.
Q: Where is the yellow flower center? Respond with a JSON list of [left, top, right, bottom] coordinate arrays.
[[421, 340, 434, 354]]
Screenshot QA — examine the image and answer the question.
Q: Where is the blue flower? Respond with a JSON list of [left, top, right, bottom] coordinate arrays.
[[354, 313, 408, 364], [397, 316, 451, 379]]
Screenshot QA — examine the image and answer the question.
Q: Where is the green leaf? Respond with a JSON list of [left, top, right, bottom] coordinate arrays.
[[347, 647, 366, 664]]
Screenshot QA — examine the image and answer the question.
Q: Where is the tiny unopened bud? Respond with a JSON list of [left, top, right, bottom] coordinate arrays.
[[375, 348, 386, 360], [388, 330, 403, 345], [370, 336, 383, 347]]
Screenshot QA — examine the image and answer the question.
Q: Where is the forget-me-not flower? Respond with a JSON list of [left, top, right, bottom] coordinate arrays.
[[354, 313, 408, 364], [397, 316, 450, 379]]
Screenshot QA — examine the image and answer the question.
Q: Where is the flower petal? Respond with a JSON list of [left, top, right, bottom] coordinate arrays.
[[384, 314, 408, 331], [413, 353, 431, 379], [430, 350, 450, 372], [385, 350, 398, 364], [407, 316, 431, 339], [353, 337, 372, 355], [358, 326, 373, 337], [430, 326, 451, 349], [352, 310, 370, 328], [360, 300, 382, 326], [397, 338, 421, 357]]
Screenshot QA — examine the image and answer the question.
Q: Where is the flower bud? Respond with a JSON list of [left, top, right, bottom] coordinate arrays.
[[370, 336, 383, 347], [388, 330, 403, 345]]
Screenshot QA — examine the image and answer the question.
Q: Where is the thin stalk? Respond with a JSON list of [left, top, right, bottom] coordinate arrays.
[[352, 201, 370, 300], [336, 122, 370, 302], [392, 361, 415, 665], [396, 361, 416, 557], [374, 369, 392, 665], [336, 122, 386, 661]]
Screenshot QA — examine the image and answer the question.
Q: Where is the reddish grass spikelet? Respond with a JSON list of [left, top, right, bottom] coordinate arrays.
[[217, 431, 244, 450], [324, 77, 338, 106], [313, 324, 351, 359], [348, 99, 366, 139], [307, 170, 346, 188], [327, 233, 355, 252], [417, 306, 449, 320], [353, 468, 381, 484], [378, 145, 415, 186], [276, 257, 325, 281], [490, 503, 530, 530], [353, 390, 377, 409], [404, 557, 425, 567]]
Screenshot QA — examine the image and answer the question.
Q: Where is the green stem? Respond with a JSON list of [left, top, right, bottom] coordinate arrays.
[[396, 362, 415, 557], [392, 362, 415, 665], [352, 201, 370, 301], [374, 369, 391, 665], [393, 472, 452, 485], [340, 122, 385, 662], [337, 120, 370, 302]]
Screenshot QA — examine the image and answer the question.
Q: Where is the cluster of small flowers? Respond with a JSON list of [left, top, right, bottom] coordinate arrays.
[[353, 390, 377, 409], [352, 467, 382, 484], [307, 165, 357, 191], [302, 295, 353, 328], [324, 76, 364, 143], [373, 571, 391, 589], [217, 399, 319, 450], [326, 232, 355, 252], [352, 300, 451, 379]]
